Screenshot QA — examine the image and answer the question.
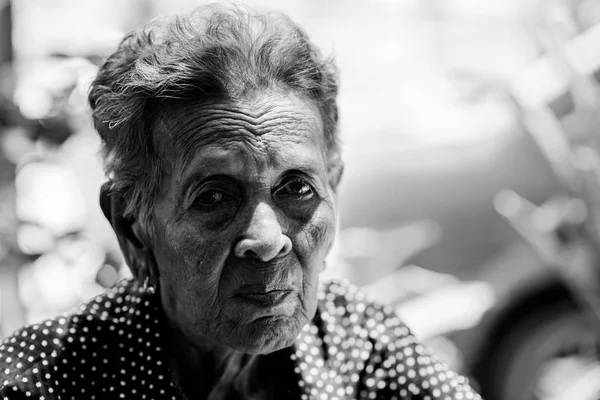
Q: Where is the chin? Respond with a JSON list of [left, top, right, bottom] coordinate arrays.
[[227, 315, 302, 355]]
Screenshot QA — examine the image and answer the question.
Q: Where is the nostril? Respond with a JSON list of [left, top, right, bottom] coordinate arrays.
[[279, 236, 292, 257], [234, 235, 292, 261], [234, 239, 254, 259], [238, 247, 259, 259]]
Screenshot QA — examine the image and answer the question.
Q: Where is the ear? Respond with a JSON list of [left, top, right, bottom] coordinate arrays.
[[328, 157, 344, 193], [100, 182, 158, 286]]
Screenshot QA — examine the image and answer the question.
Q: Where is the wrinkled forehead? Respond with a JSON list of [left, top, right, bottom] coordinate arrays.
[[152, 92, 326, 172]]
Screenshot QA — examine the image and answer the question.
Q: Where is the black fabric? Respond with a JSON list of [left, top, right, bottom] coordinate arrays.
[[0, 278, 482, 399]]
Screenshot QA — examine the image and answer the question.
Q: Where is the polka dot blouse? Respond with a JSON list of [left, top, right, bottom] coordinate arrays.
[[0, 278, 482, 399]]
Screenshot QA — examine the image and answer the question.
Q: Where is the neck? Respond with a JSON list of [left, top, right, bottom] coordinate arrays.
[[166, 324, 256, 400]]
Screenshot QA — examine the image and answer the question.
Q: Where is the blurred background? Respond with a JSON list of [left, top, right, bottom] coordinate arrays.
[[4, 0, 600, 399]]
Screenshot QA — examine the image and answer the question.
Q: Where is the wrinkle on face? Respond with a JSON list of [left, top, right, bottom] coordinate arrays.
[[149, 91, 338, 355], [157, 93, 323, 176]]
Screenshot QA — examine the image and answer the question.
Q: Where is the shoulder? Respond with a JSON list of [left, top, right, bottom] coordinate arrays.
[[0, 319, 62, 399], [315, 278, 482, 399], [0, 278, 158, 398], [318, 277, 405, 332], [316, 278, 415, 366], [316, 278, 415, 355]]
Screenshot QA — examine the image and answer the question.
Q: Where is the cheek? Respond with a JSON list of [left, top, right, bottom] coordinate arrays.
[[161, 218, 230, 275], [154, 219, 232, 317], [161, 222, 206, 276], [294, 201, 337, 268]]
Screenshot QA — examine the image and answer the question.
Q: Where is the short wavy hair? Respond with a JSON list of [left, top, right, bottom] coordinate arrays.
[[88, 4, 339, 229]]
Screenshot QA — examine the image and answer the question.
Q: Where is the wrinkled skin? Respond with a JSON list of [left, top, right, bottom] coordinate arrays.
[[145, 91, 341, 357]]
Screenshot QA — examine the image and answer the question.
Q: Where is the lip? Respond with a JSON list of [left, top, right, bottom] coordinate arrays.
[[235, 284, 294, 307], [238, 290, 291, 306]]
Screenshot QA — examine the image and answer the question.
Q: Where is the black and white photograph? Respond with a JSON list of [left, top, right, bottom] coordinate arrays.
[[1, 0, 600, 399]]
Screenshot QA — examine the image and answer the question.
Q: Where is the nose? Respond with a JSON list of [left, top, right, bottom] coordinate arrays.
[[234, 202, 292, 261]]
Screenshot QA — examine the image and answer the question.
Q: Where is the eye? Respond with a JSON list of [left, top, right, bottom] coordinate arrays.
[[277, 177, 316, 200], [194, 188, 237, 209]]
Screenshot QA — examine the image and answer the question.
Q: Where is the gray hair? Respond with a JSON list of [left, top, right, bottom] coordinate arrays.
[[88, 4, 339, 229]]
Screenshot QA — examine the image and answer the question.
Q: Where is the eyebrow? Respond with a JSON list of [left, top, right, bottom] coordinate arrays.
[[178, 154, 238, 198], [178, 155, 323, 197]]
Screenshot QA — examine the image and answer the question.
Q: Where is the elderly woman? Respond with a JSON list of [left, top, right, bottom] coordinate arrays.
[[0, 5, 482, 400]]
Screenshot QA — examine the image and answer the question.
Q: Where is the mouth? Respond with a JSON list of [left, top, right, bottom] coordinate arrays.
[[236, 289, 292, 307], [232, 283, 298, 321], [235, 282, 295, 305]]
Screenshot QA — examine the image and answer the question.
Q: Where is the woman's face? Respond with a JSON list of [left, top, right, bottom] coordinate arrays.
[[149, 92, 339, 354]]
